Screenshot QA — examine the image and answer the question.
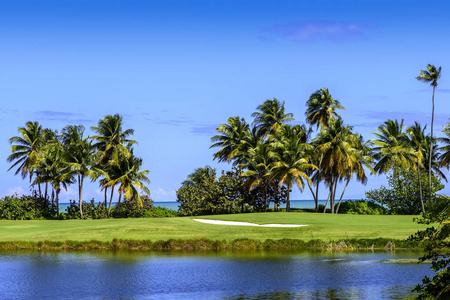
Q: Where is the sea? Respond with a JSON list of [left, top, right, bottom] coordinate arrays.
[[58, 200, 347, 212]]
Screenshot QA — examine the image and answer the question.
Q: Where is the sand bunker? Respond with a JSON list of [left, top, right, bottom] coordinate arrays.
[[193, 219, 307, 227]]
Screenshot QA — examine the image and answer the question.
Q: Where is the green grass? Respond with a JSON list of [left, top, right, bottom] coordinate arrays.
[[0, 212, 426, 242]]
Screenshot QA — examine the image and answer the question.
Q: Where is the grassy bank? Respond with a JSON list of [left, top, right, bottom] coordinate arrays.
[[0, 237, 422, 251], [0, 212, 426, 243]]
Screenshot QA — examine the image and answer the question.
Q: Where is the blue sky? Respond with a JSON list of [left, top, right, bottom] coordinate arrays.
[[1, 0, 450, 202]]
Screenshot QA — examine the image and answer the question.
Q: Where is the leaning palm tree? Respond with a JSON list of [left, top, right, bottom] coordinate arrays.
[[407, 122, 428, 214], [105, 153, 150, 209], [251, 98, 294, 139], [416, 64, 442, 204], [7, 122, 44, 190], [271, 124, 316, 212], [305, 88, 345, 129]]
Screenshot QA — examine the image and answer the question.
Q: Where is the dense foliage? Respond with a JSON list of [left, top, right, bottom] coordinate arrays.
[[6, 114, 151, 219], [336, 200, 389, 215], [176, 167, 287, 216], [0, 194, 56, 220], [366, 167, 444, 215], [409, 196, 450, 299]]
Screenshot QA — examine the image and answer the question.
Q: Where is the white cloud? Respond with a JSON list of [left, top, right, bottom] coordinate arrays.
[[151, 187, 176, 201], [2, 186, 29, 197]]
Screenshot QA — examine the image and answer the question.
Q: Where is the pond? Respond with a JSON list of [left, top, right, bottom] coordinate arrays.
[[0, 250, 431, 299]]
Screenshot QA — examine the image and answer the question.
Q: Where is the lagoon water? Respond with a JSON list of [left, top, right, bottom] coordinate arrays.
[[0, 250, 430, 299]]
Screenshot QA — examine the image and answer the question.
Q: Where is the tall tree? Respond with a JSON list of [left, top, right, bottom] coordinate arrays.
[[271, 124, 316, 212], [305, 88, 345, 129], [7, 122, 44, 192], [416, 64, 442, 206], [251, 98, 294, 138], [91, 114, 136, 211], [182, 165, 216, 187], [315, 117, 358, 213], [62, 125, 101, 218], [407, 122, 428, 214], [210, 116, 251, 165]]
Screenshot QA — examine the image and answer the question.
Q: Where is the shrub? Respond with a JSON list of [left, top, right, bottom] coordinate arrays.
[[0, 194, 56, 220], [336, 200, 389, 215], [144, 206, 178, 218], [65, 199, 108, 219]]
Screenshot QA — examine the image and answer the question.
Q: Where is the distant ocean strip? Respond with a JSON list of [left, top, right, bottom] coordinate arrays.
[[58, 200, 351, 212]]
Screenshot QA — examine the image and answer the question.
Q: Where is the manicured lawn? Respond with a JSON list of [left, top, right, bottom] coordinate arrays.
[[0, 212, 426, 242]]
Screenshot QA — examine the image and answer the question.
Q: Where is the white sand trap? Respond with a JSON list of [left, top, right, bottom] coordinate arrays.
[[193, 219, 307, 227]]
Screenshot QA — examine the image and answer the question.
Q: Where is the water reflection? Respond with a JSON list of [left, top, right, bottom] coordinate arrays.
[[0, 250, 429, 299]]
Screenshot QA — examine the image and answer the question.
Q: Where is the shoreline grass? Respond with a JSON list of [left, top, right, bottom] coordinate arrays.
[[0, 237, 423, 251]]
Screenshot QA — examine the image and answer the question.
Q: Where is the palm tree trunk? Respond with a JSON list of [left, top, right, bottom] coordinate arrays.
[[108, 185, 115, 216], [429, 85, 435, 210], [56, 189, 60, 218], [38, 183, 42, 198], [104, 187, 108, 207], [44, 182, 48, 199], [417, 160, 425, 214], [336, 178, 350, 214], [117, 193, 122, 210], [79, 174, 84, 218], [286, 185, 290, 212], [323, 189, 331, 213], [314, 180, 320, 212]]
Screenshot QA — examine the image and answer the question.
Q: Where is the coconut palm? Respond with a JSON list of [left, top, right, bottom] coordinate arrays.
[[407, 122, 428, 214], [315, 117, 359, 213], [210, 116, 251, 165], [416, 64, 442, 204], [241, 142, 276, 212], [182, 165, 216, 187], [63, 125, 102, 217], [108, 153, 150, 209], [271, 124, 316, 212], [91, 114, 136, 209], [439, 123, 450, 168], [91, 114, 136, 167], [372, 119, 416, 175], [7, 122, 44, 186], [251, 98, 294, 138], [306, 88, 345, 129], [37, 143, 73, 217]]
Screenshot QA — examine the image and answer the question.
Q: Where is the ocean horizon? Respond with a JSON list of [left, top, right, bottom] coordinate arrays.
[[58, 199, 354, 212]]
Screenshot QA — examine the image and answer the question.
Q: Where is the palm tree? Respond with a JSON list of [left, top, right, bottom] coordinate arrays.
[[91, 114, 137, 167], [271, 124, 316, 212], [91, 114, 136, 210], [251, 98, 294, 138], [37, 143, 73, 217], [315, 117, 359, 213], [407, 122, 428, 214], [210, 116, 251, 165], [241, 142, 276, 212], [63, 125, 102, 218], [372, 119, 416, 175], [439, 123, 450, 168], [108, 153, 150, 208], [416, 64, 442, 204], [7, 122, 44, 191], [305, 88, 345, 129], [182, 166, 216, 187]]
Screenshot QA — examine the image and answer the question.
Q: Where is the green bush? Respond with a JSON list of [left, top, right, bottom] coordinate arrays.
[[65, 199, 108, 219], [0, 194, 56, 220], [336, 200, 389, 215], [111, 197, 154, 218], [144, 206, 178, 218]]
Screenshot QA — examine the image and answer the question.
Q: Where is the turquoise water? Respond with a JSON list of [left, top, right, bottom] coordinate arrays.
[[0, 250, 430, 299], [59, 200, 339, 212]]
